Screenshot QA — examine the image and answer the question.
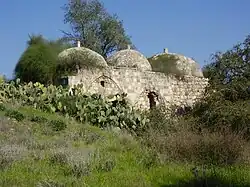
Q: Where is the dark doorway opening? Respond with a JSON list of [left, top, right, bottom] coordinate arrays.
[[100, 81, 105, 87], [147, 91, 158, 109]]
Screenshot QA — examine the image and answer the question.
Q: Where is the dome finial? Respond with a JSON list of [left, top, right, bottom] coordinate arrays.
[[163, 48, 168, 54], [127, 44, 131, 50], [77, 41, 81, 48]]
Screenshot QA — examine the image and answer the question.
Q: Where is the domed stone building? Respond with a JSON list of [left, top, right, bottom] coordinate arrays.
[[57, 43, 209, 110], [107, 48, 152, 71]]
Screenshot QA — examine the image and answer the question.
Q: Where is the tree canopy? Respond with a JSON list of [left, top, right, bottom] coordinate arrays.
[[203, 35, 250, 101], [184, 35, 250, 135], [14, 35, 71, 85], [203, 35, 250, 87], [62, 0, 134, 58]]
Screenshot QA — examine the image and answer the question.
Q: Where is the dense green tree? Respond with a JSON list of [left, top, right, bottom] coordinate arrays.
[[14, 35, 71, 85], [182, 35, 250, 135], [14, 43, 56, 85], [27, 34, 46, 46], [203, 35, 250, 87], [62, 0, 134, 58], [203, 35, 250, 101]]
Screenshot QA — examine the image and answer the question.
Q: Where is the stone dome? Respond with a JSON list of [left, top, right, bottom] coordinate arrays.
[[107, 49, 152, 71], [57, 47, 108, 68], [149, 52, 204, 77]]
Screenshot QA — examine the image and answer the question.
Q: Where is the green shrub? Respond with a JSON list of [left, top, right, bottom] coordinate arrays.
[[30, 115, 48, 123], [143, 124, 249, 166], [141, 105, 250, 166], [49, 120, 67, 132], [4, 109, 25, 121], [187, 89, 250, 136], [0, 103, 6, 111], [14, 40, 57, 85]]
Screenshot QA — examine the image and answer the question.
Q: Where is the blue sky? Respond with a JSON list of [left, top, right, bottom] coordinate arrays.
[[0, 0, 250, 78]]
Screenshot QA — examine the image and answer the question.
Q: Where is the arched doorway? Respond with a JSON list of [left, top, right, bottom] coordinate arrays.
[[147, 91, 159, 109], [87, 75, 122, 96]]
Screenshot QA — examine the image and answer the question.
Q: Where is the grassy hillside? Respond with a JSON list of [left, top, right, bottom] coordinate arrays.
[[1, 80, 250, 186], [0, 104, 250, 186]]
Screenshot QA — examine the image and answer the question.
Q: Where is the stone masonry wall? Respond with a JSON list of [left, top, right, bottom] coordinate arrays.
[[68, 67, 209, 110]]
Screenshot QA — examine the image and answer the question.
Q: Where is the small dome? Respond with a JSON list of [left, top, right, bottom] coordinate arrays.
[[107, 49, 152, 71], [57, 47, 108, 69], [149, 53, 204, 77]]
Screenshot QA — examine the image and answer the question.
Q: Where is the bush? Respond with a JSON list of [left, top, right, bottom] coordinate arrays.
[[0, 103, 6, 111], [30, 115, 48, 123], [141, 105, 250, 166], [14, 42, 57, 85], [4, 109, 25, 122], [49, 119, 67, 132], [143, 123, 249, 166], [187, 89, 250, 136]]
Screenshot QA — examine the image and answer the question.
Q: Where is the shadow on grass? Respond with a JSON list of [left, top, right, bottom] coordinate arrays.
[[161, 176, 250, 187]]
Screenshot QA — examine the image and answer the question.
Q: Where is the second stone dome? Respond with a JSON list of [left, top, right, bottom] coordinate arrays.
[[107, 49, 152, 71]]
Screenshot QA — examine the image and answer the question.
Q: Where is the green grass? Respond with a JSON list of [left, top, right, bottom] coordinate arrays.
[[0, 103, 250, 186]]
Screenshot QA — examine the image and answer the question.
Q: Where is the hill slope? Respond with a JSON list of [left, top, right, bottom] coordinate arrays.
[[0, 104, 250, 187]]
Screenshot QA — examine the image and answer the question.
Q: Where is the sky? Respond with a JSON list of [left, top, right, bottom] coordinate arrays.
[[0, 0, 250, 79]]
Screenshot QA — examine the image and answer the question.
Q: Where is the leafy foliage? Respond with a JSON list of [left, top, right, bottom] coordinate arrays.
[[0, 80, 147, 133], [180, 35, 250, 136], [5, 109, 25, 122], [203, 34, 250, 89], [62, 0, 134, 58], [49, 119, 67, 132], [14, 35, 71, 85], [0, 103, 6, 111], [141, 105, 250, 166], [30, 115, 48, 123], [15, 43, 56, 85]]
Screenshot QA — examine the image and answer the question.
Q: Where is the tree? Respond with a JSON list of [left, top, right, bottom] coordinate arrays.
[[15, 43, 56, 85], [184, 35, 250, 135], [62, 0, 134, 58], [203, 35, 250, 87], [27, 34, 46, 46], [203, 35, 250, 101], [14, 35, 71, 85]]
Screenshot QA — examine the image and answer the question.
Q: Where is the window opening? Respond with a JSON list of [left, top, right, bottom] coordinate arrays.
[[100, 81, 105, 87]]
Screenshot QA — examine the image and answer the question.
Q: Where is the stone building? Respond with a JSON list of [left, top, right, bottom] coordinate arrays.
[[57, 44, 209, 110]]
